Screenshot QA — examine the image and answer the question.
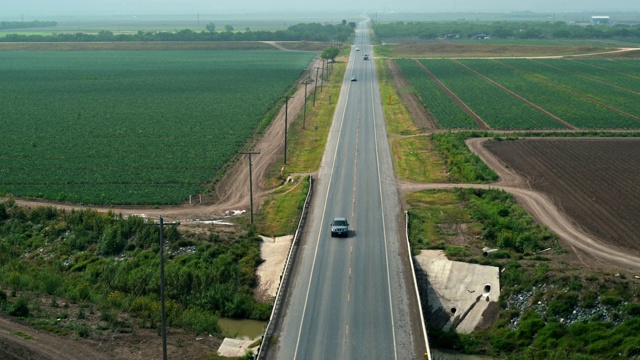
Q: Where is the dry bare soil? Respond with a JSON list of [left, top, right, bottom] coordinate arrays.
[[484, 137, 640, 255]]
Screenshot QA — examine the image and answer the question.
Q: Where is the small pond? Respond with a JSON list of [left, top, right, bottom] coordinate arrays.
[[218, 318, 267, 340]]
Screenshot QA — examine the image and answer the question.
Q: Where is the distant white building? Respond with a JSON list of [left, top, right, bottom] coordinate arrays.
[[591, 16, 610, 25]]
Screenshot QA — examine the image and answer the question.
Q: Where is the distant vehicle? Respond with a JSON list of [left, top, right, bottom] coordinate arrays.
[[350, 76, 357, 81], [331, 217, 349, 237], [363, 54, 369, 60], [355, 47, 360, 51]]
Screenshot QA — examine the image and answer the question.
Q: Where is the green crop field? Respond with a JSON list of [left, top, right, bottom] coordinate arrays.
[[394, 59, 478, 129], [502, 59, 640, 118], [418, 59, 564, 129], [0, 50, 314, 204], [396, 58, 640, 130], [459, 59, 640, 129]]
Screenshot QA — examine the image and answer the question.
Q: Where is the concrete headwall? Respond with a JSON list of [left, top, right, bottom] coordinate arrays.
[[414, 250, 500, 333]]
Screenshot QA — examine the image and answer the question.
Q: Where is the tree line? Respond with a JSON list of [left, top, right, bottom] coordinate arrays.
[[0, 22, 355, 43], [373, 21, 640, 40], [0, 20, 57, 30]]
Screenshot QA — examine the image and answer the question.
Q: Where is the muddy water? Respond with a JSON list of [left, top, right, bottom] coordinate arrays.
[[218, 318, 267, 340]]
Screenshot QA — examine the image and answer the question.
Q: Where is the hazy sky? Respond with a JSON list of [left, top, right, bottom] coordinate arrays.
[[3, 0, 639, 18]]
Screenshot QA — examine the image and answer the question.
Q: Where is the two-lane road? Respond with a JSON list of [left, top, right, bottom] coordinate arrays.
[[270, 20, 426, 359]]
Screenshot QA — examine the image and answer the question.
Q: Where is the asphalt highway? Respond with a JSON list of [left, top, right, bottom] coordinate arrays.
[[270, 20, 426, 360]]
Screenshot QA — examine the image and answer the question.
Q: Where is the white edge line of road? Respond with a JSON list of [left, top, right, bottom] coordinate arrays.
[[292, 46, 354, 360], [406, 212, 432, 358], [368, 43, 399, 360]]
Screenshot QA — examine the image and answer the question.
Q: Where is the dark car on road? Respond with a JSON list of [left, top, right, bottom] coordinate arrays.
[[330, 217, 349, 237]]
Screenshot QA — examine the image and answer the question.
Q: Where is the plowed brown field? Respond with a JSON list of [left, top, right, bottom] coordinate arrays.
[[484, 137, 640, 255]]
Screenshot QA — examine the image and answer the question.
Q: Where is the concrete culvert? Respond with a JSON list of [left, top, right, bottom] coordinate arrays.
[[483, 249, 498, 257], [483, 284, 491, 296], [451, 307, 457, 314]]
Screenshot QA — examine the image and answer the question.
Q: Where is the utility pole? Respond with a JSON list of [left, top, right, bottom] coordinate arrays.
[[303, 80, 309, 129], [146, 216, 179, 360], [324, 58, 328, 81], [326, 58, 330, 80], [320, 61, 324, 92], [313, 67, 320, 106], [240, 152, 260, 224], [284, 95, 289, 164]]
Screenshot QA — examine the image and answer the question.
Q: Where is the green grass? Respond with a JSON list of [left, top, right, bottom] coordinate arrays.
[[375, 58, 420, 136], [283, 57, 348, 176], [390, 136, 448, 183], [0, 50, 315, 205], [12, 331, 34, 340], [406, 190, 474, 250], [256, 176, 309, 237]]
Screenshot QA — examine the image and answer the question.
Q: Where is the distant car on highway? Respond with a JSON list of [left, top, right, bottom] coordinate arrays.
[[355, 47, 360, 51], [363, 54, 369, 60], [350, 76, 357, 81], [330, 217, 349, 237]]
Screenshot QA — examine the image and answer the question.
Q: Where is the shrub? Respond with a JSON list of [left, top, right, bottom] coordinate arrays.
[[99, 226, 127, 256], [445, 246, 471, 258], [581, 291, 598, 308], [532, 321, 565, 348], [8, 297, 30, 317], [40, 271, 63, 296], [100, 309, 117, 324], [624, 303, 640, 317], [601, 294, 623, 307], [491, 328, 518, 352], [180, 308, 221, 335], [431, 132, 497, 183], [73, 323, 91, 338], [0, 202, 8, 220], [516, 310, 545, 345], [547, 292, 579, 318]]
